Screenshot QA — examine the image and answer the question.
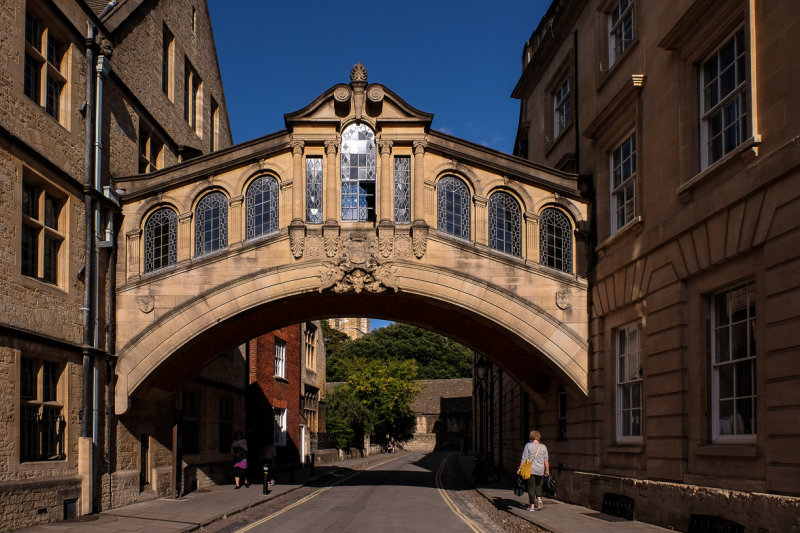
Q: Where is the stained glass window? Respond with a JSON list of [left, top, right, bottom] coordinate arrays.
[[195, 192, 228, 256], [540, 208, 572, 273], [394, 156, 411, 224], [437, 176, 471, 240], [144, 208, 177, 272], [340, 123, 376, 221], [306, 157, 323, 223], [489, 192, 521, 257], [246, 175, 279, 239]]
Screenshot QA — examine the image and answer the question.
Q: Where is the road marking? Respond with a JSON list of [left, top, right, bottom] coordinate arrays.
[[435, 455, 485, 533], [233, 455, 405, 533]]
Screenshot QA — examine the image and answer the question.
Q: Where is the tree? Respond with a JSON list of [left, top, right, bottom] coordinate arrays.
[[325, 323, 471, 381], [325, 357, 422, 448]]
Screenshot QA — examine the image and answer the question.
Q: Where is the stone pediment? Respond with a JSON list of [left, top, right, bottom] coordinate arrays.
[[284, 63, 433, 129]]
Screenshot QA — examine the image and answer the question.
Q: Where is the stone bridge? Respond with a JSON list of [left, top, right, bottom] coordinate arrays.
[[113, 65, 590, 414]]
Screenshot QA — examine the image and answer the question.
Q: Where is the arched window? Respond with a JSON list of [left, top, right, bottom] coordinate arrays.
[[144, 207, 177, 272], [194, 191, 228, 256], [340, 123, 376, 221], [539, 208, 572, 272], [489, 192, 521, 257], [246, 175, 279, 239], [437, 175, 471, 240]]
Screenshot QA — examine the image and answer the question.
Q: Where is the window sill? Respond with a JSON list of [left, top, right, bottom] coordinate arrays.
[[546, 122, 574, 155], [274, 376, 289, 384], [696, 444, 758, 457], [596, 216, 643, 255], [597, 39, 640, 92], [676, 135, 761, 202]]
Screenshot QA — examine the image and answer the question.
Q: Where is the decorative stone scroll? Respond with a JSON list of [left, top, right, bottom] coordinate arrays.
[[318, 232, 399, 294], [289, 224, 305, 258], [412, 222, 429, 259]]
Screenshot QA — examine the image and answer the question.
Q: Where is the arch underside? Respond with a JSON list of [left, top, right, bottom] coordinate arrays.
[[115, 262, 588, 415]]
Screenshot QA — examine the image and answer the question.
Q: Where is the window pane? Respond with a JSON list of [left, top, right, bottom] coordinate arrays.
[[194, 193, 228, 256], [340, 123, 376, 221], [489, 192, 521, 256], [21, 224, 38, 278], [145, 208, 177, 272], [393, 156, 411, 224], [437, 176, 471, 240], [43, 235, 60, 284], [306, 157, 323, 223], [539, 208, 572, 272], [246, 176, 279, 239], [21, 358, 36, 400]]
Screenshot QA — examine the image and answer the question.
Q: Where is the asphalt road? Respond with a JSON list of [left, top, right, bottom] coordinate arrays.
[[205, 451, 497, 533]]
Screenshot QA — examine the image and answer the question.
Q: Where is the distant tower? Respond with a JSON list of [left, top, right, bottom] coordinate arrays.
[[330, 318, 370, 339]]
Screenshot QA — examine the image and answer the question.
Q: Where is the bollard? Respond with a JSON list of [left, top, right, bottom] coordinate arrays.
[[310, 454, 316, 476], [262, 463, 270, 495]]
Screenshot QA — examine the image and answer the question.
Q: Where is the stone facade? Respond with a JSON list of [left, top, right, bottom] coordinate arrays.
[[500, 0, 800, 530], [330, 317, 370, 340], [0, 0, 231, 527], [405, 378, 471, 452]]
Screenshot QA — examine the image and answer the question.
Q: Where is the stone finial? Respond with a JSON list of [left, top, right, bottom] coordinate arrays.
[[350, 63, 368, 83]]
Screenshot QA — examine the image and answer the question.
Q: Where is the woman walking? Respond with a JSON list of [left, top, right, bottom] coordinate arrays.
[[231, 431, 249, 489], [517, 430, 550, 511]]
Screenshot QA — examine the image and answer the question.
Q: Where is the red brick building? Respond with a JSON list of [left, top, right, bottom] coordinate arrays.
[[246, 321, 325, 467]]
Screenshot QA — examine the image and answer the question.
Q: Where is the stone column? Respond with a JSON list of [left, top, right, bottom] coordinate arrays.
[[126, 229, 141, 279], [229, 195, 243, 246], [324, 140, 339, 224], [412, 140, 427, 222], [291, 140, 305, 223], [524, 212, 539, 263], [378, 140, 393, 224], [474, 196, 488, 245], [178, 213, 193, 262]]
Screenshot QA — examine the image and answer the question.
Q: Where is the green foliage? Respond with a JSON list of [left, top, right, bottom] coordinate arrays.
[[326, 358, 422, 448], [326, 322, 471, 382]]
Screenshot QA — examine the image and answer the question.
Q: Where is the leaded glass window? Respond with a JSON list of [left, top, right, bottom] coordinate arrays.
[[489, 192, 521, 257], [246, 176, 279, 239], [437, 176, 471, 240], [194, 192, 228, 256], [306, 157, 323, 223], [540, 208, 572, 273], [394, 156, 411, 224], [144, 208, 177, 272], [340, 123, 376, 221]]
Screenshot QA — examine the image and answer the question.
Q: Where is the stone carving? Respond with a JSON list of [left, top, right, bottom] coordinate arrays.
[[379, 234, 393, 258], [333, 84, 351, 103], [350, 63, 368, 83], [367, 84, 384, 103], [289, 225, 305, 258], [394, 235, 411, 257], [556, 290, 571, 310], [137, 295, 154, 314], [306, 235, 323, 258], [324, 234, 340, 258], [318, 233, 398, 293], [412, 224, 428, 259]]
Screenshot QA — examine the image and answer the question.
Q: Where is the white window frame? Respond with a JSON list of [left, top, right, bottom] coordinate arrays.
[[273, 407, 287, 446], [553, 76, 571, 139], [608, 0, 634, 68], [304, 326, 316, 371], [274, 338, 286, 379], [616, 321, 642, 443], [700, 27, 748, 169], [711, 281, 757, 443], [610, 133, 636, 233]]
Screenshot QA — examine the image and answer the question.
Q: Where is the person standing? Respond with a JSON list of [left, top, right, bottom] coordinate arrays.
[[231, 431, 249, 489], [516, 430, 550, 511]]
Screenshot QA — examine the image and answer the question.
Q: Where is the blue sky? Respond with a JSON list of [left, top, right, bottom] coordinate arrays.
[[208, 0, 550, 152], [207, 1, 550, 332]]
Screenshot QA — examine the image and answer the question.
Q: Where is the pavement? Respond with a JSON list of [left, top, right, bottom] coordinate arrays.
[[14, 452, 672, 533]]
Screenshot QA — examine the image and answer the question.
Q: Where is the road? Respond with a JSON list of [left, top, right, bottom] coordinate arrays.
[[204, 451, 524, 533]]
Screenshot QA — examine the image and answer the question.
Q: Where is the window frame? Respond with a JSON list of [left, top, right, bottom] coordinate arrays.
[[274, 338, 286, 379], [194, 191, 228, 257], [539, 207, 573, 273], [340, 123, 377, 222], [21, 173, 67, 287], [184, 58, 202, 136], [245, 175, 279, 240], [19, 356, 66, 463], [700, 27, 748, 170], [552, 76, 571, 140], [23, 8, 69, 125], [607, 0, 634, 69], [610, 132, 637, 233], [393, 155, 411, 224], [436, 175, 471, 241], [304, 324, 316, 372], [138, 121, 164, 174], [273, 407, 287, 446], [488, 191, 522, 257], [306, 156, 323, 223], [710, 281, 757, 443], [615, 321, 643, 444], [143, 207, 178, 273]]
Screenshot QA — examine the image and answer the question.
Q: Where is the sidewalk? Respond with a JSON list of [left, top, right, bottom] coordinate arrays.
[[14, 454, 383, 533], [460, 456, 673, 533]]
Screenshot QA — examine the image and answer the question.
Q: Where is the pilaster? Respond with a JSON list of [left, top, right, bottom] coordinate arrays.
[[525, 211, 539, 263], [178, 212, 192, 262], [291, 140, 305, 223], [229, 195, 243, 246], [126, 229, 141, 279], [413, 140, 427, 223], [324, 139, 339, 224], [378, 140, 393, 224], [474, 196, 488, 245]]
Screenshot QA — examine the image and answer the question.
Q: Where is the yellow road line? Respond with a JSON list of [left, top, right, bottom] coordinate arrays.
[[435, 455, 485, 533], [233, 454, 405, 533]]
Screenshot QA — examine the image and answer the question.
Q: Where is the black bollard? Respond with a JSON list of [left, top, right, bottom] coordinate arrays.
[[262, 463, 270, 495]]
